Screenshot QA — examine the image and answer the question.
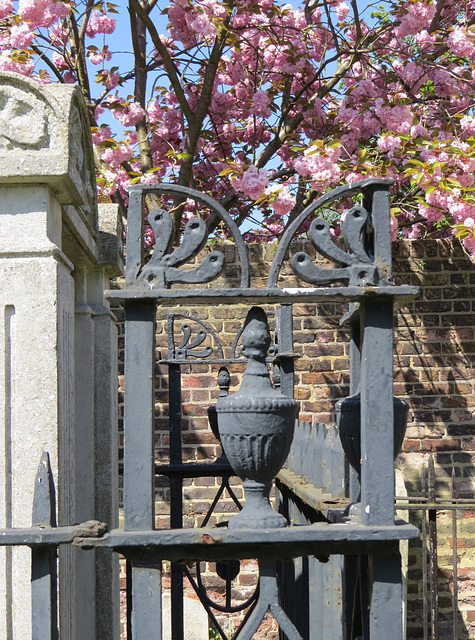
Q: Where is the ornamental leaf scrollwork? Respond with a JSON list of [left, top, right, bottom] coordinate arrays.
[[292, 205, 378, 286], [139, 207, 224, 288]]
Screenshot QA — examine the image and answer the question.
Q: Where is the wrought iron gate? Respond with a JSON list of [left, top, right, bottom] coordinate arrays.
[[1, 177, 421, 639]]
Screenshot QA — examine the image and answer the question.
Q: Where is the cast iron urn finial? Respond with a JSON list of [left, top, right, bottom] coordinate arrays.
[[216, 307, 299, 529], [335, 391, 409, 518]]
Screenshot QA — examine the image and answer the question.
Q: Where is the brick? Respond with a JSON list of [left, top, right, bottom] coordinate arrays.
[[447, 425, 474, 437], [430, 439, 461, 452]]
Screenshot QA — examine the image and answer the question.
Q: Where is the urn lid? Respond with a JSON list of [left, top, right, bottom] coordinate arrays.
[[216, 306, 298, 415]]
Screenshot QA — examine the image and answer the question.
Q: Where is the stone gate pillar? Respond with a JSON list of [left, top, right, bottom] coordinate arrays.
[[0, 72, 122, 639]]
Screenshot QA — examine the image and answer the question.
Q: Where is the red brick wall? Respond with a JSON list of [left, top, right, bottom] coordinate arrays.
[[114, 238, 475, 638]]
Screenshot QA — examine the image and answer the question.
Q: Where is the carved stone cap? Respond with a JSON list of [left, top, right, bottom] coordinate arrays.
[[0, 72, 97, 220]]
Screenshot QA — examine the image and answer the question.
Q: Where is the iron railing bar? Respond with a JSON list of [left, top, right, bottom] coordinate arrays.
[[0, 522, 108, 545], [154, 462, 234, 478], [129, 561, 162, 639], [451, 468, 458, 640], [422, 477, 429, 640], [224, 477, 244, 512], [428, 455, 439, 640], [31, 452, 58, 640], [106, 285, 420, 306], [231, 596, 261, 640], [395, 503, 475, 511], [185, 564, 258, 614], [200, 479, 228, 528], [31, 546, 58, 640]]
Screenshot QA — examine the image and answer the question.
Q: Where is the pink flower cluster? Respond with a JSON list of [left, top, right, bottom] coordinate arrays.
[[88, 47, 112, 66], [378, 134, 402, 155], [168, 0, 228, 47], [107, 98, 146, 127], [91, 125, 112, 145], [230, 166, 269, 200], [18, 0, 69, 28], [293, 145, 341, 189], [250, 90, 272, 118], [86, 10, 116, 38], [265, 184, 296, 216], [394, 2, 436, 38], [4, 0, 475, 248], [0, 0, 13, 20], [101, 143, 134, 168], [448, 27, 475, 57]]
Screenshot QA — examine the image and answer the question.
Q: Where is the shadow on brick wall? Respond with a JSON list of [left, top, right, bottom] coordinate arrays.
[[393, 239, 475, 639]]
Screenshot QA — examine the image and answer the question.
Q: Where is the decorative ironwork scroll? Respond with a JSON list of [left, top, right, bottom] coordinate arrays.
[[268, 177, 394, 287], [125, 183, 250, 288], [139, 208, 225, 287], [292, 205, 377, 286], [167, 313, 224, 361]]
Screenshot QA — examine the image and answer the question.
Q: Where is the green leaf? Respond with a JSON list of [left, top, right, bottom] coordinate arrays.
[[218, 167, 236, 177]]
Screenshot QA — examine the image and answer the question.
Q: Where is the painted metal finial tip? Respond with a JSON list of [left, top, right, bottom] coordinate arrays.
[[32, 451, 56, 528]]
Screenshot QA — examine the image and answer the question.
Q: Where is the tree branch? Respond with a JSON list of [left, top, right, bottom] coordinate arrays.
[[176, 1, 234, 192], [68, 0, 95, 123], [129, 3, 153, 172], [256, 54, 355, 169], [128, 0, 195, 126], [30, 45, 65, 83]]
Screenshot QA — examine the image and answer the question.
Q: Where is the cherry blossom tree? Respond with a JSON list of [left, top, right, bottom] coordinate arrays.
[[2, 0, 475, 257]]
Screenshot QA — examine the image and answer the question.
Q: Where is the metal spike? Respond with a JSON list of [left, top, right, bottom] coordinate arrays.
[[32, 452, 56, 528]]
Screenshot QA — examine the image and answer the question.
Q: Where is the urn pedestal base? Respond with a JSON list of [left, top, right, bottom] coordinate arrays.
[[228, 480, 287, 530]]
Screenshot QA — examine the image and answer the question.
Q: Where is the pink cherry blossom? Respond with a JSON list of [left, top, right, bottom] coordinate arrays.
[[91, 125, 112, 145], [86, 10, 116, 38], [448, 27, 475, 57], [0, 0, 13, 19], [395, 2, 437, 38], [10, 24, 34, 48], [88, 48, 112, 65], [250, 90, 272, 118], [101, 144, 134, 168], [230, 166, 269, 200], [378, 134, 402, 154], [3, 0, 475, 245], [334, 2, 350, 19], [265, 184, 296, 216]]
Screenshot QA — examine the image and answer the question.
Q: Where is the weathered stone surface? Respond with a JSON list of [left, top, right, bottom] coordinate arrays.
[[0, 72, 96, 214], [0, 72, 121, 640], [162, 594, 209, 640]]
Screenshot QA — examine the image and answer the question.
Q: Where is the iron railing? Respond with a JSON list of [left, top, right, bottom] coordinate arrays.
[[0, 177, 423, 639], [397, 454, 475, 640]]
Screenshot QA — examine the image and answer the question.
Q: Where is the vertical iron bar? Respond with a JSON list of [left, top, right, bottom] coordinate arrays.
[[366, 182, 392, 281], [129, 558, 162, 640], [348, 310, 361, 502], [124, 301, 156, 530], [31, 452, 58, 640], [360, 297, 394, 526], [451, 468, 458, 640], [428, 455, 439, 640], [369, 546, 404, 639], [124, 302, 162, 639], [125, 189, 144, 285], [169, 363, 183, 468], [277, 303, 294, 398], [343, 310, 361, 640], [421, 476, 429, 640], [168, 363, 184, 640]]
